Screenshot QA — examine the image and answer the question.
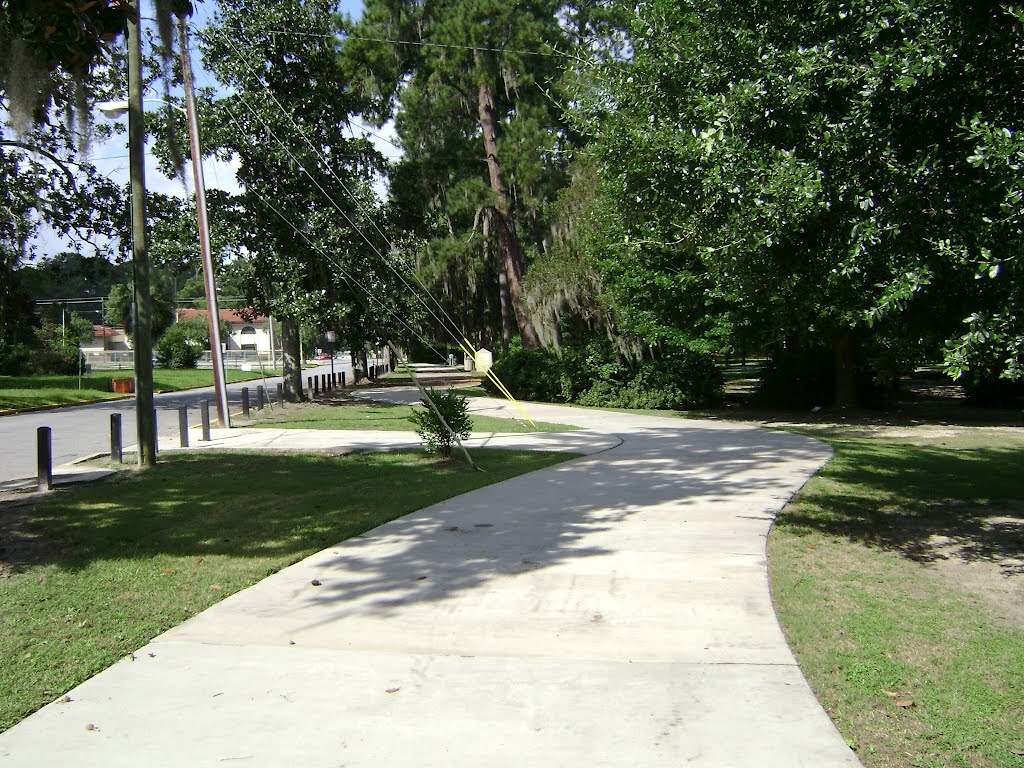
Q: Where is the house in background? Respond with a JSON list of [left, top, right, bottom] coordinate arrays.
[[80, 324, 133, 369], [176, 308, 279, 359], [82, 324, 130, 353]]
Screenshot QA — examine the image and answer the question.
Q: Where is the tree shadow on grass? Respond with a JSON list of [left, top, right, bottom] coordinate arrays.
[[775, 440, 1024, 575], [5, 425, 832, 619], [228, 426, 832, 624], [12, 451, 504, 574]]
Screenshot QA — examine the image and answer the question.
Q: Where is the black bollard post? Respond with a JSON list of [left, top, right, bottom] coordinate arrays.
[[110, 413, 123, 463], [322, 374, 327, 392], [277, 383, 285, 408], [178, 407, 189, 448], [37, 426, 53, 492], [201, 400, 211, 441], [257, 385, 265, 410], [242, 387, 250, 417], [313, 376, 319, 396], [341, 371, 346, 387]]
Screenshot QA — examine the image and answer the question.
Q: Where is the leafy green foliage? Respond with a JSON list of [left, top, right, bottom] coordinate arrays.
[[488, 339, 722, 409], [344, 0, 580, 349], [486, 342, 572, 402], [9, 313, 94, 376], [409, 388, 473, 458], [0, 340, 30, 376], [578, 351, 723, 411], [16, 252, 129, 304], [571, 0, 1024, 406], [104, 277, 175, 342], [154, 317, 210, 369], [199, 0, 401, 396]]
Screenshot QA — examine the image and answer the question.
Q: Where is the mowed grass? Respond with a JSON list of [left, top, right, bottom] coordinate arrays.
[[769, 427, 1024, 767], [241, 399, 579, 434], [0, 448, 573, 732], [0, 369, 279, 412]]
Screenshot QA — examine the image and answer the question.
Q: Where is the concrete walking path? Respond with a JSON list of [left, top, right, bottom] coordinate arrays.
[[0, 393, 861, 767]]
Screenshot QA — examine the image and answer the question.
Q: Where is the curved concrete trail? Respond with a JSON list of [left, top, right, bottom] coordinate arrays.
[[0, 394, 861, 767]]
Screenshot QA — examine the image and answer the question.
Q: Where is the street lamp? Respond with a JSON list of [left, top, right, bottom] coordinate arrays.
[[325, 330, 336, 383], [98, 86, 232, 429]]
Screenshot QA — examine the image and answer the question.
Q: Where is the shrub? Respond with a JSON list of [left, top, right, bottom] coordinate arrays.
[[27, 342, 82, 375], [409, 388, 473, 459], [155, 317, 216, 370], [487, 340, 722, 410], [485, 341, 568, 402], [155, 324, 201, 369], [0, 341, 31, 375], [579, 350, 723, 410]]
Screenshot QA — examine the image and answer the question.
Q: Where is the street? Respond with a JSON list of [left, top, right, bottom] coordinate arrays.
[[0, 361, 351, 485]]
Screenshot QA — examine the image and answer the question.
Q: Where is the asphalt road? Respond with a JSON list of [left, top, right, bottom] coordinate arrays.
[[0, 361, 352, 485]]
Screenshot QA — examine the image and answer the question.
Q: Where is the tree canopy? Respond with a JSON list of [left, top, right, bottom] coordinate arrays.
[[200, 0, 400, 397], [570, 0, 1024, 405]]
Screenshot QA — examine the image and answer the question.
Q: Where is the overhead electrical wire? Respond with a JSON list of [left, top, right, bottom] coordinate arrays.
[[216, 30, 469, 346], [197, 24, 537, 425], [217, 25, 571, 60], [218, 97, 481, 464]]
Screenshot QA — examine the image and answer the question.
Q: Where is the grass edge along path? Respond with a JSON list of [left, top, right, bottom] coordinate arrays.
[[240, 401, 580, 434], [0, 448, 576, 732], [0, 369, 281, 413], [768, 430, 1024, 768]]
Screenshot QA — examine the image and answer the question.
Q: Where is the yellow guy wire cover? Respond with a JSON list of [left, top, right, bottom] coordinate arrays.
[[459, 338, 536, 427]]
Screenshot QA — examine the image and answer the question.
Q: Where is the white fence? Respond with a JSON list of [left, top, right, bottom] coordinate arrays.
[[84, 350, 280, 370]]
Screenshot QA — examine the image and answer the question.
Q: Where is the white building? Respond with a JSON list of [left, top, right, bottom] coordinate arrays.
[[176, 308, 279, 357]]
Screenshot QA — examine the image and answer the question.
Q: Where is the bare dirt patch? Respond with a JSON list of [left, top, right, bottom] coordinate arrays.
[[919, 501, 1024, 630]]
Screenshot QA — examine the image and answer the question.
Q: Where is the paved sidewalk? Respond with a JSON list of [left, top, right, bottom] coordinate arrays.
[[0, 393, 861, 767]]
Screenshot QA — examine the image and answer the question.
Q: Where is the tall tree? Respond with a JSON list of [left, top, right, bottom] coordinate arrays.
[[0, 0, 194, 128], [342, 0, 576, 349], [572, 0, 1024, 406], [200, 0, 389, 400]]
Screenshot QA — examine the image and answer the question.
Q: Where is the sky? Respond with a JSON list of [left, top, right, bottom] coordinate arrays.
[[34, 0, 401, 260]]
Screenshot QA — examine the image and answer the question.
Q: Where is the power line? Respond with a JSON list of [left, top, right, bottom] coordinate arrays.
[[217, 96, 449, 359], [208, 23, 570, 60], [217, 35, 470, 349]]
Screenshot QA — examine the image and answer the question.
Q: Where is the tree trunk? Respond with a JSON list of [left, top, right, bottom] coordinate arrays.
[[280, 316, 304, 401], [475, 65, 540, 349], [487, 210, 516, 347], [357, 347, 368, 382], [834, 332, 857, 409]]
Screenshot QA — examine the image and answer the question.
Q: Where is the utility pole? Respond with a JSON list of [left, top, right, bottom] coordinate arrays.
[[179, 17, 231, 428], [128, 2, 156, 466]]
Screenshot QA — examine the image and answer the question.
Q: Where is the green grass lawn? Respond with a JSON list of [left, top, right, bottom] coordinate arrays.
[[0, 369, 279, 413], [0, 448, 574, 732], [240, 399, 579, 434], [769, 426, 1024, 767]]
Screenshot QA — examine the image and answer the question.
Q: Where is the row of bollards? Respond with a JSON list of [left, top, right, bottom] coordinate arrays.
[[240, 383, 290, 417], [303, 370, 353, 401], [34, 361, 392, 490], [34, 400, 220, 492]]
